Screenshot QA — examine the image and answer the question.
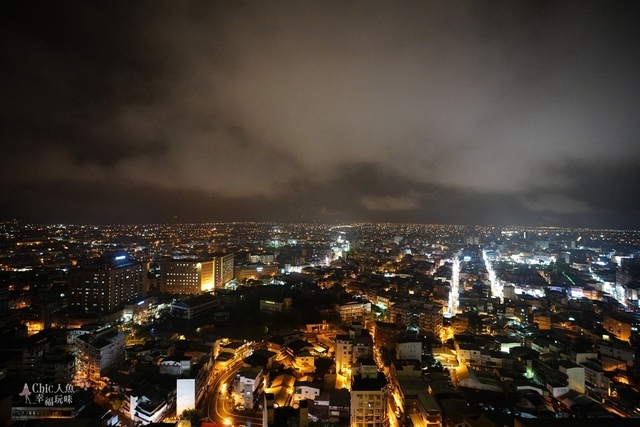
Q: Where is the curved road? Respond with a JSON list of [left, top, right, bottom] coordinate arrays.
[[205, 360, 263, 426]]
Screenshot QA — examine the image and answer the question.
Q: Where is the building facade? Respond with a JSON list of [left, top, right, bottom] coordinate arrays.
[[69, 253, 145, 313], [350, 364, 390, 427], [213, 252, 235, 288], [335, 335, 353, 374], [234, 263, 278, 282], [260, 297, 292, 315], [160, 257, 215, 294], [335, 301, 371, 323], [170, 293, 221, 320], [75, 326, 126, 382]]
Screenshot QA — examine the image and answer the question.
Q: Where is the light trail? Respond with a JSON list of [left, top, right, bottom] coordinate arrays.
[[483, 250, 504, 303], [446, 255, 460, 317]]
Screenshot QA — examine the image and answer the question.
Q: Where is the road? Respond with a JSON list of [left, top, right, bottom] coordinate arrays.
[[204, 359, 263, 426]]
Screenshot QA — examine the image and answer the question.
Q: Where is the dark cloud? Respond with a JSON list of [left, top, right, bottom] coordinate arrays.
[[1, 1, 640, 227]]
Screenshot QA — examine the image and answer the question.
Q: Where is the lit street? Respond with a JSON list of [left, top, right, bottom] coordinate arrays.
[[204, 359, 263, 427]]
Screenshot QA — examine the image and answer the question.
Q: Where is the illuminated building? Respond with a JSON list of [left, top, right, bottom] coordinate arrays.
[[160, 257, 215, 294], [417, 304, 444, 338], [578, 358, 610, 394], [336, 333, 375, 375], [350, 362, 389, 427], [335, 335, 353, 373], [603, 312, 637, 342], [398, 377, 442, 427], [533, 313, 551, 330], [213, 252, 234, 289], [234, 262, 278, 281], [557, 360, 585, 394], [294, 381, 320, 401], [75, 325, 125, 382], [236, 366, 264, 409], [124, 385, 176, 425], [68, 253, 145, 313], [334, 300, 371, 322], [250, 252, 276, 263], [352, 337, 374, 372]]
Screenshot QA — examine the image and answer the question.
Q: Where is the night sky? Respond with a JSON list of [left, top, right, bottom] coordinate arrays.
[[2, 1, 640, 228]]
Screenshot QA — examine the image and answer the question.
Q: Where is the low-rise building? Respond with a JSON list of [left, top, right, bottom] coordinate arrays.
[[170, 293, 220, 320], [260, 297, 292, 315], [335, 300, 371, 322], [294, 380, 321, 401], [236, 366, 264, 409], [396, 339, 422, 361]]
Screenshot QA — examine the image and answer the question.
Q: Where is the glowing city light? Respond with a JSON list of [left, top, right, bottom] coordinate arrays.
[[483, 250, 503, 303], [446, 255, 460, 317]]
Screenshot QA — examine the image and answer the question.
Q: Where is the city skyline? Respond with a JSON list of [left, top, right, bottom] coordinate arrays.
[[2, 2, 640, 228]]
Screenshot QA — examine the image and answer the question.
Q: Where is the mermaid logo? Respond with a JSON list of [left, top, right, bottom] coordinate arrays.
[[18, 383, 32, 404], [17, 383, 76, 406]]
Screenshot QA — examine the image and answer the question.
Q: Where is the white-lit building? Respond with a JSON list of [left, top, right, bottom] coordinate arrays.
[[75, 326, 125, 382], [557, 360, 585, 394], [236, 366, 264, 409], [396, 340, 422, 361], [125, 386, 175, 425], [294, 381, 321, 401]]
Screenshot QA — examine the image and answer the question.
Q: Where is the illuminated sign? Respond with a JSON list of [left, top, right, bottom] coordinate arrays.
[[115, 255, 126, 261]]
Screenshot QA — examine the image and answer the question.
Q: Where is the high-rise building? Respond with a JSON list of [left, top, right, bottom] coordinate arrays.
[[160, 253, 234, 294], [75, 325, 125, 382], [160, 257, 215, 294], [350, 362, 389, 427], [418, 304, 444, 338], [69, 253, 145, 313], [373, 321, 402, 351], [213, 252, 234, 289], [335, 335, 353, 374]]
